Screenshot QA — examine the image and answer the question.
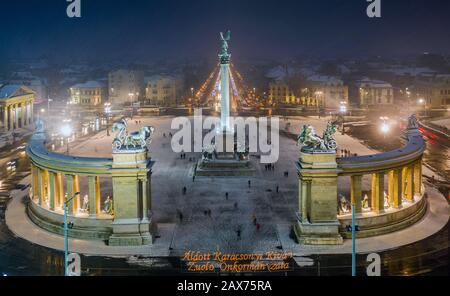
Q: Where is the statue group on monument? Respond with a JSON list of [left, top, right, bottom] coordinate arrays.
[[112, 119, 155, 152], [298, 122, 338, 152]]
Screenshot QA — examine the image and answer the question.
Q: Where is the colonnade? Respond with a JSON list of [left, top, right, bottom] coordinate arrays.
[[348, 159, 423, 215], [2, 100, 34, 131], [31, 164, 103, 217]]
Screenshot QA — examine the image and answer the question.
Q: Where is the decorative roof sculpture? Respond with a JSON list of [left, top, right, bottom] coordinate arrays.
[[112, 119, 155, 152], [298, 122, 338, 152]]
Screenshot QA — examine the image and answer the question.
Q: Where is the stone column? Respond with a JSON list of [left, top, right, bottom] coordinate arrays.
[[141, 178, 149, 221], [42, 170, 49, 208], [49, 172, 56, 211], [65, 175, 74, 214], [371, 172, 385, 214], [31, 164, 38, 200], [88, 176, 100, 217], [72, 175, 80, 213], [27, 102, 31, 125], [22, 103, 27, 127], [37, 168, 43, 206], [414, 160, 422, 195], [350, 175, 363, 214], [30, 102, 34, 124], [389, 169, 403, 209], [55, 173, 63, 209], [3, 105, 8, 132], [299, 178, 311, 222], [404, 165, 415, 202], [14, 104, 19, 129]]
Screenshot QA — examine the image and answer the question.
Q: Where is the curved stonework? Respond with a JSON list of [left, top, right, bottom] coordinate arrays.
[[28, 199, 113, 240], [338, 193, 427, 238], [26, 127, 155, 246], [295, 116, 428, 245]]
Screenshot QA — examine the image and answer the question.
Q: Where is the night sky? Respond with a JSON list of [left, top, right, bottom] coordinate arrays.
[[1, 0, 450, 62]]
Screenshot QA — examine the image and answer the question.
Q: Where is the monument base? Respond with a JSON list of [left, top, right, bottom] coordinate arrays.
[[196, 131, 255, 177], [108, 218, 156, 246], [196, 157, 255, 177], [294, 214, 343, 245]]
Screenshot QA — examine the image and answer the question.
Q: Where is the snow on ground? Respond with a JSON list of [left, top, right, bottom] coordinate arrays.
[[431, 118, 450, 129]]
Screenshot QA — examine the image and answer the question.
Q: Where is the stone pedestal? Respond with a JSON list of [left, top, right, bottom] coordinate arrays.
[[294, 151, 343, 245], [108, 150, 155, 246], [196, 132, 255, 177]]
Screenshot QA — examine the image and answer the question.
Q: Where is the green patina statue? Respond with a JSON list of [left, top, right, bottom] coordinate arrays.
[[219, 30, 231, 64], [298, 122, 338, 152]]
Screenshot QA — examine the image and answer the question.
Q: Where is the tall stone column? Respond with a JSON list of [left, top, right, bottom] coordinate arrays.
[[55, 173, 63, 209], [389, 169, 403, 209], [350, 175, 363, 214], [30, 102, 34, 125], [88, 176, 101, 218], [37, 168, 43, 206], [49, 172, 56, 211], [3, 106, 8, 132], [298, 177, 311, 222], [294, 150, 342, 245], [14, 104, 19, 130], [30, 164, 39, 202], [42, 170, 49, 208], [27, 102, 32, 125], [371, 172, 385, 214], [65, 175, 74, 214], [414, 161, 422, 195], [404, 165, 415, 201], [72, 175, 80, 213], [109, 150, 155, 246], [22, 103, 27, 127]]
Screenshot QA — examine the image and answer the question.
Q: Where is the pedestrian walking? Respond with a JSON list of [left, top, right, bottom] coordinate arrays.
[[237, 229, 241, 240], [248, 180, 251, 188], [234, 202, 238, 209], [252, 214, 257, 225], [225, 192, 229, 200], [276, 185, 279, 193], [182, 186, 187, 195], [256, 223, 261, 231]]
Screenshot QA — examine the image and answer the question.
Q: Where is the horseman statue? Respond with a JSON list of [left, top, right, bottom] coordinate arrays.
[[112, 119, 155, 152], [298, 122, 338, 152]]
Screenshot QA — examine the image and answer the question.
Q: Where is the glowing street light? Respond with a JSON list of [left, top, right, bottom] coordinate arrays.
[[61, 124, 72, 154], [380, 116, 390, 138]]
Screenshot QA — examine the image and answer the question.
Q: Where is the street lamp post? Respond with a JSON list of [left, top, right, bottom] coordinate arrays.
[[64, 191, 80, 276], [351, 203, 356, 276]]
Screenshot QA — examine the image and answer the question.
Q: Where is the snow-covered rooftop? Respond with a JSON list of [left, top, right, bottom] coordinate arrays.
[[0, 84, 22, 99]]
